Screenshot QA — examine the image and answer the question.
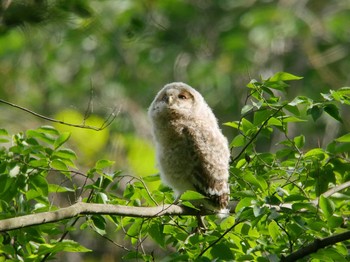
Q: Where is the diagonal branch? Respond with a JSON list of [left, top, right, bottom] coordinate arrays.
[[0, 98, 117, 131], [312, 180, 350, 205], [281, 230, 350, 262]]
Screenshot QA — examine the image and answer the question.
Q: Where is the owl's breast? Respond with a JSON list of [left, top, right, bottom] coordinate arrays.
[[154, 123, 197, 188]]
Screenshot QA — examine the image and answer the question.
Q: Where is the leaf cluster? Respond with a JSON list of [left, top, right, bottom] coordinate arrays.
[[1, 73, 350, 261]]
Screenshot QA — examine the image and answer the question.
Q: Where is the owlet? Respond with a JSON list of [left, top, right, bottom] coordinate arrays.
[[148, 82, 230, 216]]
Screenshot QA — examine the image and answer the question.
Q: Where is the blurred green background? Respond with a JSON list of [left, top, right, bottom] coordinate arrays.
[[1, 0, 350, 260]]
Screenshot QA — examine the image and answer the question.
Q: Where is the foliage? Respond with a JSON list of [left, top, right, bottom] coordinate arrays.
[[1, 73, 350, 261]]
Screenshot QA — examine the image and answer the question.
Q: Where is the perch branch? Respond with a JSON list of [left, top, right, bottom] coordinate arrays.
[[281, 230, 350, 262], [0, 202, 231, 232]]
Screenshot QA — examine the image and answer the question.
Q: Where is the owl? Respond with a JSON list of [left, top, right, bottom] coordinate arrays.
[[148, 82, 230, 216]]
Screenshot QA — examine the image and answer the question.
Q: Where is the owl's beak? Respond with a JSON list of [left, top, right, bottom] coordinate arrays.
[[162, 94, 173, 104]]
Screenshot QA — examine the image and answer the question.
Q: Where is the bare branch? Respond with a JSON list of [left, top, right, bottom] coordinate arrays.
[[0, 202, 214, 232], [312, 180, 350, 206], [0, 200, 240, 232], [281, 230, 350, 262], [0, 98, 117, 131]]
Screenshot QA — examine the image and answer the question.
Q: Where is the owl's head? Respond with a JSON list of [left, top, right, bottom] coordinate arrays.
[[149, 82, 204, 121]]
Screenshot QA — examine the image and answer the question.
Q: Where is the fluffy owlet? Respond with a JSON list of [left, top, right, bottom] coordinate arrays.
[[148, 82, 230, 216]]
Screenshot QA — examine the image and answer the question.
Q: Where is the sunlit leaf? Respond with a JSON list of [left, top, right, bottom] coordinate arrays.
[[269, 72, 303, 81], [319, 195, 335, 218], [180, 190, 206, 201], [231, 134, 245, 147], [294, 135, 305, 148], [50, 159, 68, 171], [268, 220, 280, 242], [0, 129, 9, 136], [335, 133, 350, 143], [52, 148, 77, 160], [142, 174, 160, 182], [54, 132, 71, 149], [95, 159, 115, 169]]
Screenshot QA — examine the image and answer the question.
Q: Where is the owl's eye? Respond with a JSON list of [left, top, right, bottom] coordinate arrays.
[[178, 94, 188, 100]]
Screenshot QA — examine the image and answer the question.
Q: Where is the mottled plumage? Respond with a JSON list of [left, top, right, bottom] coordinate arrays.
[[148, 82, 230, 216]]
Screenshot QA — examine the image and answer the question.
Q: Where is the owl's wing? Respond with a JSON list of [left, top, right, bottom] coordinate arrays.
[[183, 125, 230, 210]]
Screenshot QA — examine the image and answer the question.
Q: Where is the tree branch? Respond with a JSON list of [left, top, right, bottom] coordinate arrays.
[[0, 202, 212, 232], [0, 98, 117, 131], [312, 180, 350, 206], [281, 230, 350, 262]]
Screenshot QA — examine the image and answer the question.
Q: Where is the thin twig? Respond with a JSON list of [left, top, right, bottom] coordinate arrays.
[[197, 218, 244, 258], [231, 105, 285, 163], [0, 98, 117, 131]]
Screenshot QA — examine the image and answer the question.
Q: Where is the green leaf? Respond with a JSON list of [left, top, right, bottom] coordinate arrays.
[[142, 174, 160, 182], [127, 219, 143, 237], [180, 190, 206, 201], [281, 116, 307, 123], [48, 184, 74, 193], [269, 72, 303, 81], [95, 159, 115, 169], [220, 216, 235, 230], [241, 104, 253, 115], [327, 215, 343, 228], [52, 149, 77, 160], [241, 118, 255, 134], [324, 104, 342, 122], [148, 222, 165, 248], [223, 121, 239, 129], [267, 117, 282, 127], [26, 129, 55, 145], [181, 201, 200, 210], [231, 134, 245, 147], [235, 198, 254, 213], [37, 126, 59, 136], [38, 240, 91, 254], [288, 96, 310, 106], [284, 194, 309, 202], [294, 135, 305, 148], [30, 174, 49, 196], [210, 243, 234, 260], [319, 195, 335, 218], [26, 189, 42, 200], [54, 132, 71, 149], [304, 148, 328, 160], [0, 129, 9, 136], [29, 159, 49, 168], [91, 215, 106, 235], [50, 159, 68, 171], [307, 105, 323, 121], [335, 133, 350, 143], [268, 220, 280, 242], [253, 109, 271, 125], [244, 172, 267, 190]]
